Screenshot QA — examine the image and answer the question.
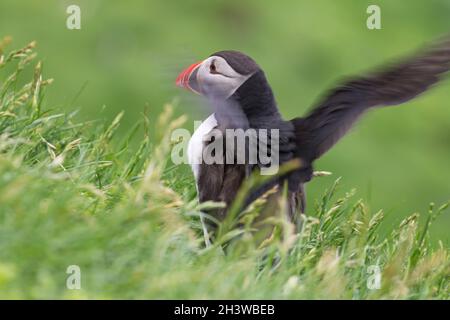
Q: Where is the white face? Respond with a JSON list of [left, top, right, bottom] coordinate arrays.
[[195, 56, 252, 100]]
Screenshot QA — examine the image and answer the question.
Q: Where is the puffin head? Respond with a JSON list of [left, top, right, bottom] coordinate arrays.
[[176, 50, 260, 100]]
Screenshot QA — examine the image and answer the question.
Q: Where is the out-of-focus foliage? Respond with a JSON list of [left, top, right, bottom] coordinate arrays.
[[0, 2, 448, 240]]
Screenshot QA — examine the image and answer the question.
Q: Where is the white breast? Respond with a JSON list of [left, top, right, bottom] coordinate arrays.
[[188, 114, 218, 182]]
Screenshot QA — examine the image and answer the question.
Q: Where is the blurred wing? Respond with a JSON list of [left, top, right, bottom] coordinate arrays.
[[294, 36, 450, 161]]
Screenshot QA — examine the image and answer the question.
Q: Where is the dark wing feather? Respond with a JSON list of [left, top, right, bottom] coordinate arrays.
[[294, 36, 450, 161]]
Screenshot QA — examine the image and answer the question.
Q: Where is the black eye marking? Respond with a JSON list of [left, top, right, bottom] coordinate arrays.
[[209, 59, 234, 78], [210, 60, 219, 74]]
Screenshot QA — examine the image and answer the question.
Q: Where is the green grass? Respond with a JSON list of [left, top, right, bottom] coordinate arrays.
[[0, 41, 448, 300], [2, 1, 450, 232]]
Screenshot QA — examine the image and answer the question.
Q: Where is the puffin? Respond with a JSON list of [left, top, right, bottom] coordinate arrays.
[[176, 37, 450, 231]]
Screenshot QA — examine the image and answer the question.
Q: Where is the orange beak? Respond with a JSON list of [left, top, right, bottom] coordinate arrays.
[[175, 61, 202, 94]]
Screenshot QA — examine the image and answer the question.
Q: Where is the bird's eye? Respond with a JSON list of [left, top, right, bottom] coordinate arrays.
[[210, 61, 218, 74]]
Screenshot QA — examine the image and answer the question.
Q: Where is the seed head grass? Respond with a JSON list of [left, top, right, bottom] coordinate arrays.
[[0, 40, 448, 299]]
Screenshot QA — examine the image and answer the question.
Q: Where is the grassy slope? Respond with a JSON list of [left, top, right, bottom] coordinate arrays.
[[2, 1, 450, 236], [0, 42, 448, 299]]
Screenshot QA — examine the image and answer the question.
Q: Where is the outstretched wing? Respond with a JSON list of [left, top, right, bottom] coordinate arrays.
[[294, 36, 450, 162]]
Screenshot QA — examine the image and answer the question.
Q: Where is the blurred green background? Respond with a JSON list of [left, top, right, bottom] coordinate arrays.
[[0, 0, 449, 241]]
